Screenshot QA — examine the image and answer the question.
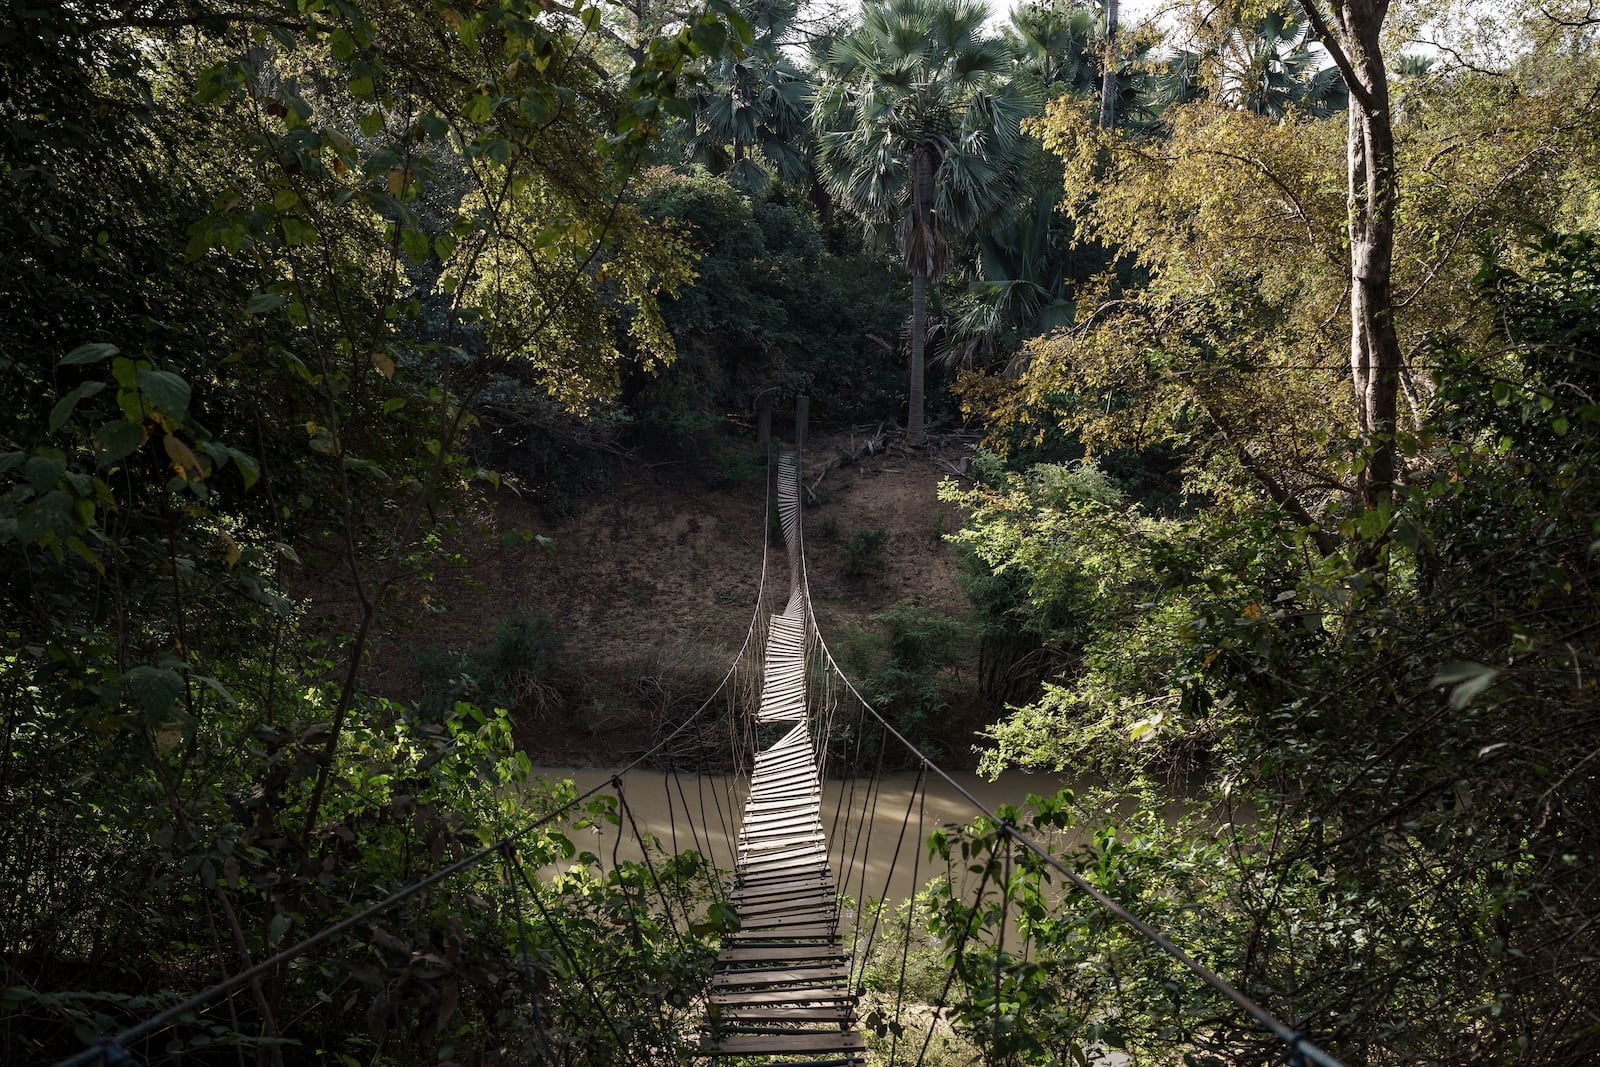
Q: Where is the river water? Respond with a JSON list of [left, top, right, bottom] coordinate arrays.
[[529, 766, 1082, 904]]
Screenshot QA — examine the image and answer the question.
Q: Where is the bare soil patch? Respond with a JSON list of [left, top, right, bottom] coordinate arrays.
[[356, 430, 979, 764]]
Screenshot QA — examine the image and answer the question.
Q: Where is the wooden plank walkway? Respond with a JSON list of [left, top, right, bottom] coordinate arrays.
[[699, 450, 865, 1066]]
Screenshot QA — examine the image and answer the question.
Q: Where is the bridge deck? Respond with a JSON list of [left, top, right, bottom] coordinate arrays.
[[698, 450, 865, 1065]]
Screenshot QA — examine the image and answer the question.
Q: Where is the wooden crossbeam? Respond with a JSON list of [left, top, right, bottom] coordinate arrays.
[[700, 1033, 867, 1055]]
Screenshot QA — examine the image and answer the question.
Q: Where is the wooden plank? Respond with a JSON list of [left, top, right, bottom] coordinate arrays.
[[739, 813, 823, 836], [751, 753, 814, 773], [740, 860, 830, 881], [749, 773, 818, 790], [700, 1033, 867, 1055], [739, 915, 838, 933], [736, 902, 838, 927], [723, 931, 843, 946], [736, 884, 835, 905], [751, 763, 817, 784], [740, 818, 823, 836], [740, 833, 827, 854], [741, 801, 819, 818], [740, 858, 831, 880], [740, 813, 822, 832], [734, 876, 834, 898], [744, 798, 822, 816], [741, 845, 829, 867], [710, 964, 850, 989], [765, 732, 810, 752], [739, 852, 829, 872], [753, 751, 812, 770], [733, 887, 837, 910], [753, 748, 811, 766], [747, 776, 818, 793], [735, 875, 835, 896], [728, 924, 840, 939], [743, 796, 818, 813], [709, 988, 855, 1007], [736, 869, 834, 890], [741, 840, 827, 858], [711, 1005, 855, 1023], [748, 777, 818, 796], [717, 945, 847, 963], [745, 779, 815, 795]]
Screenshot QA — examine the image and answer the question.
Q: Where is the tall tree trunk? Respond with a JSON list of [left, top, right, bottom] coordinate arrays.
[[1099, 0, 1118, 129], [910, 271, 927, 445], [1299, 0, 1400, 510], [906, 148, 936, 446]]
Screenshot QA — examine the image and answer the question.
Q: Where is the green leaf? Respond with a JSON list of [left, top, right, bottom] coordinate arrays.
[[127, 665, 185, 723], [61, 342, 120, 366], [382, 397, 406, 415], [93, 419, 145, 463], [136, 370, 192, 420], [49, 382, 106, 432], [0, 451, 24, 474], [1432, 660, 1499, 710], [268, 913, 292, 946], [24, 454, 66, 493], [246, 292, 286, 315], [358, 108, 383, 137], [229, 449, 261, 489], [195, 674, 238, 709], [401, 227, 431, 263]]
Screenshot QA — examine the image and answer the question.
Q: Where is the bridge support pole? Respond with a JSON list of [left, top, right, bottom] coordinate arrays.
[[794, 395, 808, 452]]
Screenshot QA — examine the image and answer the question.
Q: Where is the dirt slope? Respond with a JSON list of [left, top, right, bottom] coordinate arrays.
[[361, 431, 978, 764]]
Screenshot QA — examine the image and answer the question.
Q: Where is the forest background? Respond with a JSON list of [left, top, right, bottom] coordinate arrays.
[[3, 0, 1600, 1063]]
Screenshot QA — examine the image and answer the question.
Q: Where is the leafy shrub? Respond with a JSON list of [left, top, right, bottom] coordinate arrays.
[[417, 608, 567, 720], [837, 602, 972, 759], [843, 525, 891, 578], [632, 169, 906, 428]]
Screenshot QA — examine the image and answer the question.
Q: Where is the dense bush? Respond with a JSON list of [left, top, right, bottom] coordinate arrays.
[[632, 169, 908, 431], [938, 234, 1600, 1065]]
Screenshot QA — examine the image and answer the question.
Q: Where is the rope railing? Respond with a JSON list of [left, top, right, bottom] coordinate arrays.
[[60, 440, 1353, 1067], [786, 442, 1349, 1067], [51, 455, 780, 1067]]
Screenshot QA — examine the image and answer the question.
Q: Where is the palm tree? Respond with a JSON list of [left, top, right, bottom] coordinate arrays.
[[1218, 9, 1346, 118], [686, 0, 813, 194], [811, 0, 1035, 445], [1006, 0, 1100, 98], [1153, 9, 1348, 120]]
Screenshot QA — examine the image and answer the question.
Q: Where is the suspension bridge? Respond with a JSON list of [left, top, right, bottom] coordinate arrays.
[[52, 443, 1344, 1067]]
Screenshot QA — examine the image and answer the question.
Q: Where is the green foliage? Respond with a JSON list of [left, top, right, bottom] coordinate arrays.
[[0, 0, 744, 1059], [843, 524, 891, 578], [633, 169, 906, 426], [837, 602, 971, 759], [417, 609, 568, 721], [946, 232, 1600, 1063]]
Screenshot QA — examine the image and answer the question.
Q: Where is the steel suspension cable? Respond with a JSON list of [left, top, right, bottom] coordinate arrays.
[[787, 445, 1348, 1067], [56, 473, 782, 1067]]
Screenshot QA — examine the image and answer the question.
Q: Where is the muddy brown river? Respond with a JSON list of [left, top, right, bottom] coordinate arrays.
[[527, 767, 1084, 905]]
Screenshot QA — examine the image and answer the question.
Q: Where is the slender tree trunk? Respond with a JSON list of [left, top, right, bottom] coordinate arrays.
[[1344, 23, 1399, 508], [910, 271, 927, 445], [1300, 0, 1400, 511], [907, 149, 936, 446], [1099, 0, 1118, 129]]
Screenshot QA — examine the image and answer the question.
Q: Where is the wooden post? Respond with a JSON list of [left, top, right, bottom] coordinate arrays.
[[757, 393, 772, 447], [794, 396, 808, 451]]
